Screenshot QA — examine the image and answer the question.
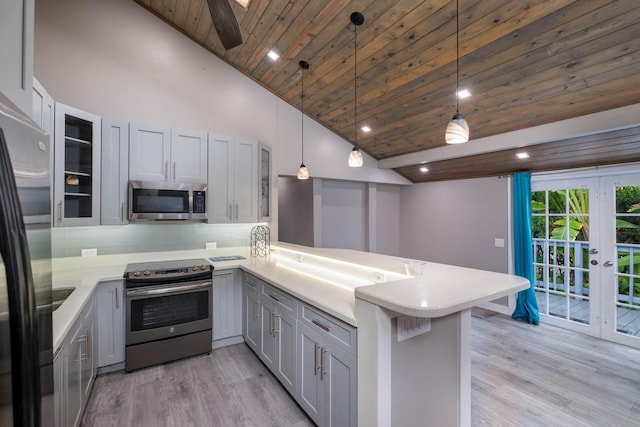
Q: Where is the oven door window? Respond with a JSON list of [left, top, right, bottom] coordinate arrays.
[[130, 290, 209, 331]]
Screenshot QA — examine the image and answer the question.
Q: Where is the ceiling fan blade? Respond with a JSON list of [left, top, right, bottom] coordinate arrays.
[[207, 0, 243, 50]]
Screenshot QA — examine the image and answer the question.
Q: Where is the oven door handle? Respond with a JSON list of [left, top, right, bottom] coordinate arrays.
[[126, 280, 212, 297]]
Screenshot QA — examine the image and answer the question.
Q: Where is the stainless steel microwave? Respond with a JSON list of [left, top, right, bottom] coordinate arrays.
[[128, 181, 207, 221]]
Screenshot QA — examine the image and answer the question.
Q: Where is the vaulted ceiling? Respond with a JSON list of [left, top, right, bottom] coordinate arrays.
[[134, 0, 640, 182]]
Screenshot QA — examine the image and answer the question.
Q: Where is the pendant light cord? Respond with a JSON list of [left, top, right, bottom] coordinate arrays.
[[455, 0, 460, 114], [301, 67, 304, 163], [354, 19, 358, 149]]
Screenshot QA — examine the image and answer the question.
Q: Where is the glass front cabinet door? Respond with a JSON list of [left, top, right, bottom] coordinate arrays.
[[258, 142, 272, 222], [53, 102, 101, 226]]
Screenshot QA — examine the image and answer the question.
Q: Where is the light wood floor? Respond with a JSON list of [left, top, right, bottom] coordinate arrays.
[[83, 313, 640, 427]]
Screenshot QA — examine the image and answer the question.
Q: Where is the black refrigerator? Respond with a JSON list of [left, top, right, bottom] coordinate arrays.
[[0, 93, 54, 426]]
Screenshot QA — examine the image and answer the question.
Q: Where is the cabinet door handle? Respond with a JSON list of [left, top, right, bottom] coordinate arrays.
[[235, 204, 239, 220], [253, 300, 259, 320], [312, 319, 331, 332], [320, 347, 328, 381], [79, 334, 87, 362], [87, 329, 91, 361], [115, 288, 119, 309], [120, 203, 124, 222], [314, 343, 319, 376], [173, 161, 176, 181], [57, 201, 62, 223], [165, 161, 169, 180], [229, 205, 232, 220], [270, 312, 274, 336], [274, 313, 280, 335]]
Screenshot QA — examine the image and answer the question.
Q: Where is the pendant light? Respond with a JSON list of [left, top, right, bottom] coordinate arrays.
[[445, 0, 469, 144], [297, 60, 310, 180], [348, 12, 364, 167]]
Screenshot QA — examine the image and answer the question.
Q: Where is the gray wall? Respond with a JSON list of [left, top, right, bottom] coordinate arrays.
[[321, 180, 367, 251], [376, 184, 401, 256], [399, 177, 510, 274], [277, 177, 314, 247]]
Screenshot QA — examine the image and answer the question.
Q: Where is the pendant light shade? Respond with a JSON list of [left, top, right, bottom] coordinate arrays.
[[348, 146, 363, 167], [297, 163, 309, 180], [445, 0, 470, 144], [348, 12, 364, 167], [445, 112, 469, 144], [297, 60, 310, 180]]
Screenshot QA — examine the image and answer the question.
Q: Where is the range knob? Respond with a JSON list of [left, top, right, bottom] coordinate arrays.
[[192, 265, 199, 271], [133, 271, 141, 277], [200, 265, 207, 270], [143, 270, 151, 276]]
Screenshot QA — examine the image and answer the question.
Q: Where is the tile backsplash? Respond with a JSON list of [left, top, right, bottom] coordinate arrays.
[[51, 222, 263, 258]]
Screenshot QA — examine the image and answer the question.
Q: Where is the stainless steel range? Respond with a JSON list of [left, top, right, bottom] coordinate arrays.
[[124, 259, 213, 372]]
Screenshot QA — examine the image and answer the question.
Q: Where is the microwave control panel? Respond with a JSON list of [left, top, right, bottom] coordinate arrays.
[[193, 191, 206, 214]]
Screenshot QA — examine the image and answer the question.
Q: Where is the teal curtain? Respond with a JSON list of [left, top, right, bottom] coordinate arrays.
[[511, 172, 539, 325]]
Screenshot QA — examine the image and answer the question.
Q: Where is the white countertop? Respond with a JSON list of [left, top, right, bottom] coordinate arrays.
[[52, 243, 529, 351]]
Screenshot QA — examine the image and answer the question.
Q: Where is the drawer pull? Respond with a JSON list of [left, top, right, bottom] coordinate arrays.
[[312, 319, 331, 332], [268, 294, 280, 302], [247, 279, 256, 288]]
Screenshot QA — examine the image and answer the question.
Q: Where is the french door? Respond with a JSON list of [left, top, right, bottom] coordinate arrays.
[[531, 169, 640, 349]]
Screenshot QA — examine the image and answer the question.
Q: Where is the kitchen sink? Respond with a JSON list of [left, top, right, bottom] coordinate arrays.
[[52, 287, 75, 311]]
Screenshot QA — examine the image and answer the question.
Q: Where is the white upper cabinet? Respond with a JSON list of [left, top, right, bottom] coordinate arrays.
[[53, 102, 101, 227], [128, 123, 170, 182], [129, 123, 207, 184], [207, 134, 258, 223], [170, 128, 208, 183], [0, 0, 34, 115], [32, 78, 53, 136], [101, 119, 129, 225]]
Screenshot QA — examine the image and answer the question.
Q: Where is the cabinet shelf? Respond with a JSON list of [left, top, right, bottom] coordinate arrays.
[[65, 136, 92, 145], [64, 170, 91, 177]]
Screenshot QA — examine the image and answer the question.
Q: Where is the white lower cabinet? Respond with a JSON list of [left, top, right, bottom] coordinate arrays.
[[259, 294, 297, 396], [96, 280, 125, 368], [243, 277, 261, 353], [242, 273, 357, 426], [64, 298, 96, 427], [212, 270, 243, 347], [55, 296, 97, 427], [297, 305, 357, 427], [53, 345, 64, 427]]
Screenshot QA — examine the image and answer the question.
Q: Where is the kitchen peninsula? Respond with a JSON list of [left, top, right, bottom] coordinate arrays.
[[52, 242, 528, 427]]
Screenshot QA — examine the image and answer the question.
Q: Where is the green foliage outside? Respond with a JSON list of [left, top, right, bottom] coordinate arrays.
[[532, 186, 640, 304]]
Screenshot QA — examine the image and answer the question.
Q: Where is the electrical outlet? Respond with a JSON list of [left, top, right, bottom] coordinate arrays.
[[373, 271, 385, 282], [81, 248, 97, 257], [205, 242, 217, 249]]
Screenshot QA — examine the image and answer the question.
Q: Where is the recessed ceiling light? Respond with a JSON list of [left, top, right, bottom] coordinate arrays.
[[267, 50, 280, 61], [419, 166, 429, 173], [516, 152, 530, 159], [457, 89, 471, 99], [361, 125, 371, 133]]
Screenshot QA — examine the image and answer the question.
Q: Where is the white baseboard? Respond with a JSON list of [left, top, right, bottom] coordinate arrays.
[[212, 335, 245, 349]]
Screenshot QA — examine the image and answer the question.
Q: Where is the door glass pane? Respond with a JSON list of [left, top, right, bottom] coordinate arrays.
[[532, 187, 590, 324], [614, 185, 640, 336]]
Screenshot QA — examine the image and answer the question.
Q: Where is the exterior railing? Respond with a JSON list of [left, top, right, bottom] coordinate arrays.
[[533, 239, 640, 307]]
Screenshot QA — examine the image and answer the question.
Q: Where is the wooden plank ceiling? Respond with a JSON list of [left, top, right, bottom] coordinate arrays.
[[134, 0, 640, 182]]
